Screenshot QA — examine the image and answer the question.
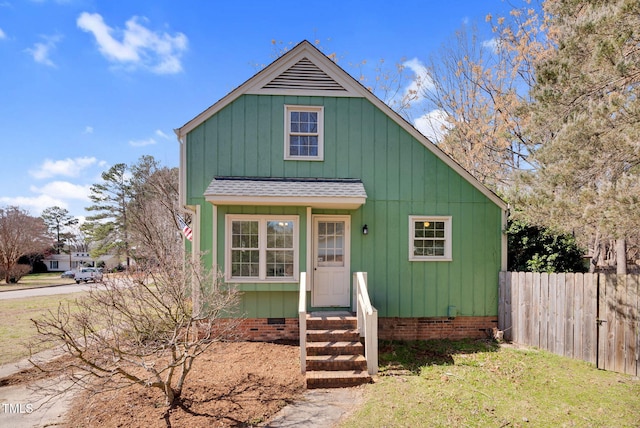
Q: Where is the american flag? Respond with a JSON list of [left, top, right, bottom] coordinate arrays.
[[177, 215, 193, 241]]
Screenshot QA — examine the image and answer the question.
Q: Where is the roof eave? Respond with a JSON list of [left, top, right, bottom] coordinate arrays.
[[205, 195, 366, 210]]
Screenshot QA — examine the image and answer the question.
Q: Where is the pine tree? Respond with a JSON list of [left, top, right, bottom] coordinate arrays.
[[41, 206, 78, 254], [517, 0, 640, 272], [82, 163, 131, 267]]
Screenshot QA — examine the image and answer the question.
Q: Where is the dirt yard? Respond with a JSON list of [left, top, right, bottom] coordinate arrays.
[[2, 342, 305, 427]]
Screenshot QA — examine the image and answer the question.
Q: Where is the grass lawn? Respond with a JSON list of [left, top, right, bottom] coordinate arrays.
[[0, 272, 74, 292], [340, 339, 640, 427], [0, 292, 83, 365]]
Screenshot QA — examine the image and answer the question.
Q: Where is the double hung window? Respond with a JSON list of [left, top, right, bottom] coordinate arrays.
[[284, 105, 323, 160], [227, 215, 299, 281], [409, 216, 452, 261]]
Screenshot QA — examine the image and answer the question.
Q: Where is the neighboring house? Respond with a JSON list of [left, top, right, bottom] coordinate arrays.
[[44, 252, 119, 272], [176, 40, 507, 343]]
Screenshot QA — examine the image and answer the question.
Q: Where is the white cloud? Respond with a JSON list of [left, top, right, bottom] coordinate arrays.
[[414, 109, 451, 143], [130, 129, 171, 146], [129, 138, 157, 147], [402, 58, 434, 104], [30, 157, 98, 179], [0, 194, 68, 216], [77, 12, 188, 74], [0, 28, 6, 40], [482, 38, 498, 50], [482, 37, 499, 54], [25, 34, 62, 67], [155, 129, 170, 139], [30, 181, 91, 200], [83, 126, 94, 134], [0, 181, 90, 216]]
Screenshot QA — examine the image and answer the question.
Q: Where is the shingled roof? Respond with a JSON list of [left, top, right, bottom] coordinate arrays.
[[204, 177, 367, 209]]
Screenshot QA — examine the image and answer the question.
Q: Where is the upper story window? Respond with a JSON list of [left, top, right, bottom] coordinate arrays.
[[409, 216, 452, 261], [284, 105, 324, 161]]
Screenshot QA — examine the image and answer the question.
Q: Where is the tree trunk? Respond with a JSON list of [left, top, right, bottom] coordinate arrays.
[[616, 238, 627, 275]]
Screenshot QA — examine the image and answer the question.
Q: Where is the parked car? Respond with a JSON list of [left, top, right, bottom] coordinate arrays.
[[74, 267, 104, 284], [61, 270, 75, 278]]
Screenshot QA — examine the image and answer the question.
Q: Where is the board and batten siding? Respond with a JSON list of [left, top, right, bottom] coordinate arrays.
[[186, 94, 503, 319]]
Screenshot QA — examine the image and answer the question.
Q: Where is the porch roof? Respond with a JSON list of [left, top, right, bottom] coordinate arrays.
[[204, 177, 367, 209]]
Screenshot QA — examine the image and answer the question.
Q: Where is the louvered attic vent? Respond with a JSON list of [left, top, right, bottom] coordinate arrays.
[[263, 58, 347, 92]]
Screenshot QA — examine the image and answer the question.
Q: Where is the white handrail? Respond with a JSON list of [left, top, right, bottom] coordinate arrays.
[[356, 272, 373, 315], [298, 272, 307, 374], [354, 272, 378, 375]]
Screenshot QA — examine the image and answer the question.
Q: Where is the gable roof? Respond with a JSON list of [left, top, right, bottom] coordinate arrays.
[[176, 40, 507, 211]]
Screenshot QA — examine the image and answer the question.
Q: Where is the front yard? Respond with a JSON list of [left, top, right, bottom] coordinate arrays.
[[340, 339, 640, 427], [0, 292, 82, 365], [1, 286, 638, 426]]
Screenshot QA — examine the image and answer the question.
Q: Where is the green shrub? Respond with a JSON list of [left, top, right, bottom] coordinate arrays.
[[507, 219, 587, 272]]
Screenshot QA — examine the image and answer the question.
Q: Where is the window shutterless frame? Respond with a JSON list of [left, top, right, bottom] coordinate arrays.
[[225, 214, 300, 282], [284, 105, 324, 161], [408, 215, 452, 261]]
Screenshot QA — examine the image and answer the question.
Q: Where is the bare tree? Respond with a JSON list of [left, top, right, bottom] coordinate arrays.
[[0, 206, 50, 283], [30, 252, 241, 407], [416, 15, 550, 191], [30, 154, 240, 408]]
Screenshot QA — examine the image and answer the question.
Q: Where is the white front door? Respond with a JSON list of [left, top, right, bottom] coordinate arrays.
[[312, 215, 351, 307]]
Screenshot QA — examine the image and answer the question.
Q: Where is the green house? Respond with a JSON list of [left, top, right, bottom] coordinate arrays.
[[176, 40, 507, 345]]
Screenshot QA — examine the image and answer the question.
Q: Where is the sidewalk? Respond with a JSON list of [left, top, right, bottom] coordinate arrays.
[[0, 350, 78, 428], [264, 387, 365, 427]]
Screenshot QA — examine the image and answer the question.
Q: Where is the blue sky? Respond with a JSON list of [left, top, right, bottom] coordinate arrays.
[[0, 0, 517, 219]]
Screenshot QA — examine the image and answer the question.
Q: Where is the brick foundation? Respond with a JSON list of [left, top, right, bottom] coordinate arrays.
[[221, 316, 497, 342], [231, 318, 300, 342], [378, 316, 498, 341]]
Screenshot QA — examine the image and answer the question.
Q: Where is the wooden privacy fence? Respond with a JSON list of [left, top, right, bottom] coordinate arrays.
[[499, 272, 639, 376]]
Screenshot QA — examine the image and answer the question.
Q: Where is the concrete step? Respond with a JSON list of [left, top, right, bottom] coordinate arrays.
[[306, 370, 372, 389], [306, 329, 360, 342], [306, 341, 364, 356], [306, 354, 367, 371]]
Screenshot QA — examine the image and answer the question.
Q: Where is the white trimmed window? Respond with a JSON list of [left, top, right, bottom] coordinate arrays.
[[409, 216, 452, 261], [284, 105, 324, 160], [226, 215, 299, 282]]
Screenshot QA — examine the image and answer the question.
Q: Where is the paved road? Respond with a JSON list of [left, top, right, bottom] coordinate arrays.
[[0, 282, 101, 300]]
